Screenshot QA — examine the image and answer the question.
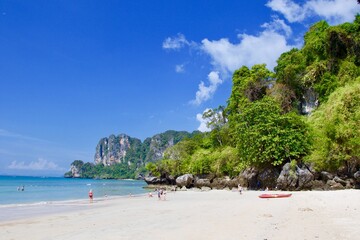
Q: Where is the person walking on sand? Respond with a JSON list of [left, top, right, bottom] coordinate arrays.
[[88, 189, 93, 203], [238, 184, 243, 195]]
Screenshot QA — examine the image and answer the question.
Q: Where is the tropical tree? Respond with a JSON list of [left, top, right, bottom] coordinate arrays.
[[235, 97, 311, 167]]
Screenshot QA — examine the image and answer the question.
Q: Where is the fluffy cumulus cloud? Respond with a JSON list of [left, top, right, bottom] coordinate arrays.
[[267, 0, 360, 25], [191, 71, 223, 106], [266, 0, 308, 22], [8, 158, 64, 171], [201, 18, 296, 72], [196, 109, 211, 132]]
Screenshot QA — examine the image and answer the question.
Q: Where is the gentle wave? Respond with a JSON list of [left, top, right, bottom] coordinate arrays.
[[0, 176, 148, 205]]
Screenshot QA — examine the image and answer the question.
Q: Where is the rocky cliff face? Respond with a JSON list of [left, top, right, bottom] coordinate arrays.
[[94, 134, 142, 166], [94, 130, 195, 167]]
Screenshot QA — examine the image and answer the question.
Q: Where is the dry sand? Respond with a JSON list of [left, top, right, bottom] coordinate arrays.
[[0, 189, 359, 240]]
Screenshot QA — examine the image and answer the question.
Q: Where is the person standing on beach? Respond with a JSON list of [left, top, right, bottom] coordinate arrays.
[[157, 189, 161, 200], [238, 184, 243, 195], [88, 189, 93, 203]]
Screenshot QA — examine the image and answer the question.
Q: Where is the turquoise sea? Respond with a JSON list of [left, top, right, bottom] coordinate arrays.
[[0, 175, 148, 205]]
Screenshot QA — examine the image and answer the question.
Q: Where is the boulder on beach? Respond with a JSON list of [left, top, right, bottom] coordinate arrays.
[[276, 163, 298, 190], [176, 174, 194, 188]]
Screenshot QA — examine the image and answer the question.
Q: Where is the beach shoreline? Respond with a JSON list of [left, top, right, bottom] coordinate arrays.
[[0, 189, 359, 240]]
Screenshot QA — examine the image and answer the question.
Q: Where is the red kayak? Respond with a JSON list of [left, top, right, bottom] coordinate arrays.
[[258, 193, 292, 198]]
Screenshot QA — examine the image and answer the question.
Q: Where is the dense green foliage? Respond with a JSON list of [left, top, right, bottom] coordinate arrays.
[[305, 82, 360, 172], [236, 97, 311, 167], [67, 16, 360, 179], [145, 16, 360, 178], [66, 130, 197, 179], [65, 160, 140, 179]]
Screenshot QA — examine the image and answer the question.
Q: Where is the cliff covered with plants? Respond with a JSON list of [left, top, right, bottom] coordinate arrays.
[[65, 130, 199, 179], [145, 16, 360, 189]]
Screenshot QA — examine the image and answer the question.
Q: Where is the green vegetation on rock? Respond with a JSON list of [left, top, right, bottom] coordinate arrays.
[[144, 16, 360, 179], [66, 16, 360, 180]]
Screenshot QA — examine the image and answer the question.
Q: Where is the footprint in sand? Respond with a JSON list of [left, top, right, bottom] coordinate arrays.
[[298, 207, 313, 212]]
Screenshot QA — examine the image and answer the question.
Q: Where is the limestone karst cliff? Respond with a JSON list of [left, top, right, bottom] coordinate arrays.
[[94, 130, 197, 167]]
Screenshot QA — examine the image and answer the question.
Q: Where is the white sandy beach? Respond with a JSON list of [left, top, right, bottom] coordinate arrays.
[[0, 189, 359, 240]]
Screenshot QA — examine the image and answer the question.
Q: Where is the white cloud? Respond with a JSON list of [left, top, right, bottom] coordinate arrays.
[[162, 33, 190, 50], [201, 18, 296, 72], [261, 17, 292, 37], [175, 64, 185, 73], [196, 109, 211, 132], [266, 0, 307, 22], [306, 0, 360, 24], [267, 0, 360, 25], [191, 71, 223, 106], [8, 158, 64, 171]]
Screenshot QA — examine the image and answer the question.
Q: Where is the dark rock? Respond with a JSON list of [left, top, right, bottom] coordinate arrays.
[[297, 166, 314, 190], [311, 180, 325, 190], [136, 173, 145, 180], [211, 177, 231, 189], [276, 163, 298, 190], [354, 171, 360, 181], [194, 178, 211, 188], [345, 179, 354, 189], [320, 171, 334, 182], [210, 176, 239, 189], [330, 182, 345, 190], [176, 174, 194, 188], [326, 179, 345, 190], [306, 163, 320, 180], [238, 168, 258, 189], [144, 176, 167, 185], [333, 176, 347, 186], [165, 175, 176, 185], [227, 178, 240, 188], [257, 168, 280, 189], [337, 165, 350, 177]]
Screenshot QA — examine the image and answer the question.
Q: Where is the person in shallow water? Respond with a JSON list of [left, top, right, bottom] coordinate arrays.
[[88, 189, 93, 202]]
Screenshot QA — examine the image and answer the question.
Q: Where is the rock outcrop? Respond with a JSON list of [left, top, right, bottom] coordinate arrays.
[[94, 134, 140, 166], [144, 165, 360, 191], [258, 168, 280, 189], [276, 163, 298, 190], [64, 160, 84, 178], [238, 167, 258, 189], [144, 176, 168, 185], [94, 130, 195, 167], [176, 174, 194, 188], [297, 166, 314, 189]]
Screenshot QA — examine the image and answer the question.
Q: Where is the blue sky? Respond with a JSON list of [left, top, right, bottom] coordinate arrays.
[[1, 0, 359, 176]]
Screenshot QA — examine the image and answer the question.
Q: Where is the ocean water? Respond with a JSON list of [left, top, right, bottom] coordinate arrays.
[[0, 175, 148, 205]]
